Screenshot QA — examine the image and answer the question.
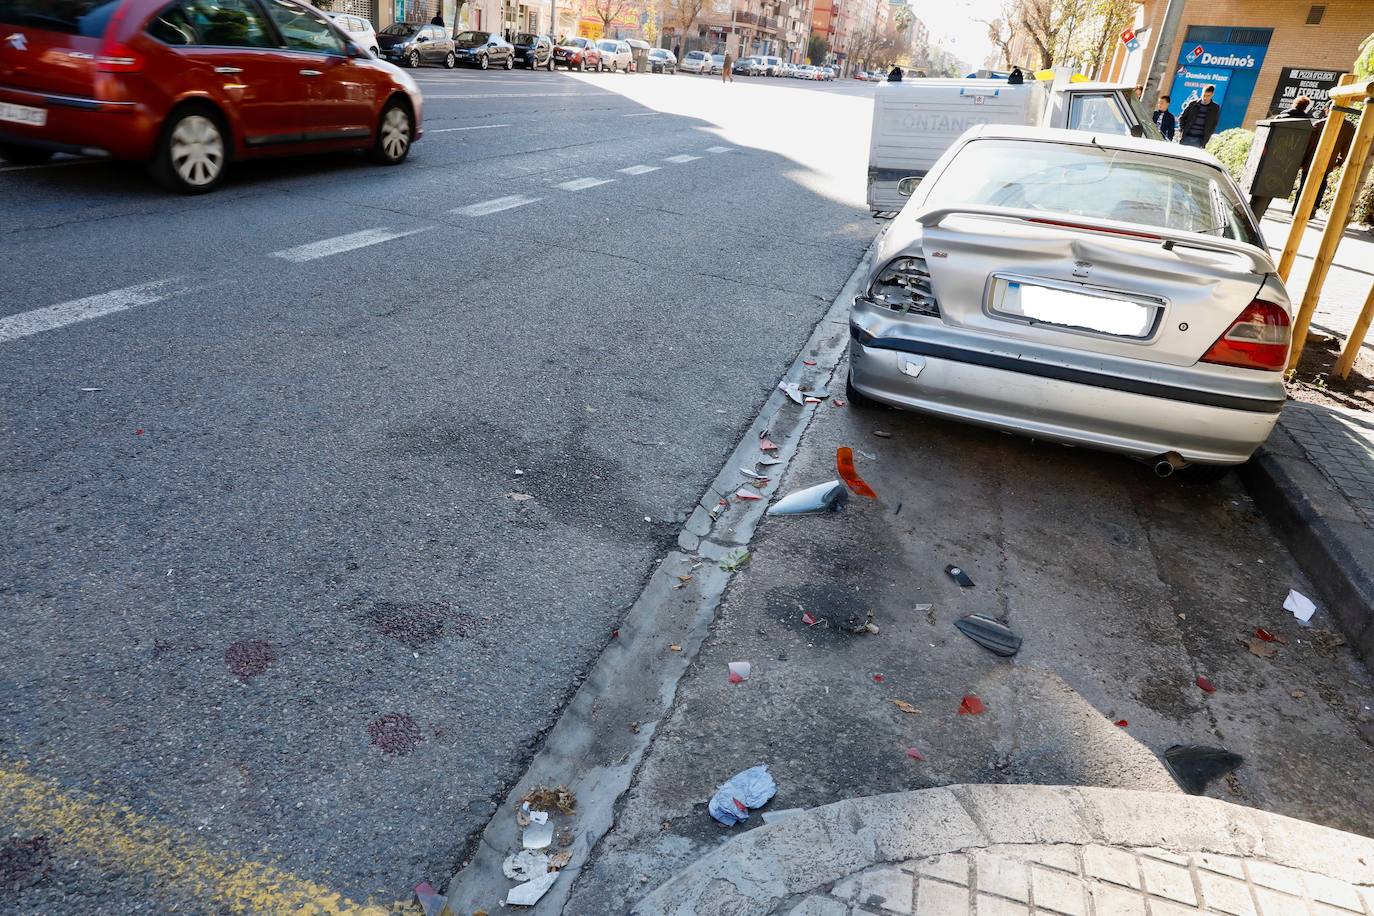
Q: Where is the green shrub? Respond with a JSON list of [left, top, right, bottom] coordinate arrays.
[[1206, 128, 1253, 181], [1317, 163, 1374, 225]]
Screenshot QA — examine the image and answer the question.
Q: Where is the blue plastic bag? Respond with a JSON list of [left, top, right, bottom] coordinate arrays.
[[708, 764, 777, 826]]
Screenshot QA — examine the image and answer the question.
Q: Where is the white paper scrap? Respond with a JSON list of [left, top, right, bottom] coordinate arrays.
[[522, 819, 554, 850], [1284, 589, 1316, 622], [506, 871, 559, 906]]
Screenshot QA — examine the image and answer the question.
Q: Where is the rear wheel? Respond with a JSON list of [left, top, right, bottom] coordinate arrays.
[[407, 50, 420, 68], [368, 99, 413, 165], [444, 51, 455, 68], [504, 54, 513, 70], [578, 58, 586, 71], [0, 143, 53, 165], [547, 54, 555, 71], [151, 107, 227, 194], [479, 53, 489, 70]]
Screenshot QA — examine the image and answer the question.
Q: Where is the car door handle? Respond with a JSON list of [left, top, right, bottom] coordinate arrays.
[[300, 69, 323, 76], [214, 66, 243, 74]]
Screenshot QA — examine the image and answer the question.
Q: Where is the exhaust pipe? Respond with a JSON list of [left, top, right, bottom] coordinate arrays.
[[1152, 451, 1188, 478]]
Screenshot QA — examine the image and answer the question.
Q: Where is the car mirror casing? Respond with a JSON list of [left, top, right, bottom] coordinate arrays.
[[897, 176, 921, 197]]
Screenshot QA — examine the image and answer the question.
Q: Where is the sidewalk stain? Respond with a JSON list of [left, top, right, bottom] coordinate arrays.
[[0, 760, 399, 914]]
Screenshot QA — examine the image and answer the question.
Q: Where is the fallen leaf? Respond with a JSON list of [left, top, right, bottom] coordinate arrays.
[[669, 644, 682, 651], [523, 786, 577, 815], [873, 430, 892, 438], [958, 695, 985, 715], [548, 851, 572, 870], [1114, 719, 1128, 727], [516, 807, 532, 827], [872, 674, 884, 683], [1245, 637, 1278, 659], [893, 699, 921, 714], [1196, 675, 1217, 694], [905, 747, 925, 761], [677, 574, 693, 583]]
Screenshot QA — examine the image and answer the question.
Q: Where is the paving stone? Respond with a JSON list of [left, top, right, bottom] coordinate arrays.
[[1147, 900, 1207, 916], [1084, 845, 1142, 889], [973, 852, 1030, 902], [831, 873, 863, 902], [914, 878, 969, 916], [1139, 856, 1198, 906], [1303, 873, 1364, 912], [1197, 869, 1259, 916], [914, 854, 969, 886], [1014, 845, 1079, 872], [1138, 847, 1191, 865], [973, 893, 1030, 916], [1088, 882, 1148, 916], [1195, 853, 1248, 880], [785, 894, 849, 916], [1249, 862, 1309, 897], [1252, 886, 1310, 916], [855, 866, 914, 915], [1030, 865, 1087, 916]]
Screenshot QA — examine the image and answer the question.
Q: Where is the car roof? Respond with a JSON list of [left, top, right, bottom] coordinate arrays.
[[962, 124, 1221, 167]]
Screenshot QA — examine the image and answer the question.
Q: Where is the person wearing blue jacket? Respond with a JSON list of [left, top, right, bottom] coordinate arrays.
[[1152, 94, 1176, 141]]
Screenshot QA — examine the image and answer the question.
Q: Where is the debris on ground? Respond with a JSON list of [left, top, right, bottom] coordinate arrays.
[[803, 359, 817, 366], [1244, 637, 1279, 659], [762, 807, 805, 824], [805, 396, 821, 404], [739, 468, 769, 481], [1291, 689, 1307, 699], [503, 850, 551, 881], [1163, 744, 1243, 795], [707, 764, 777, 826], [873, 429, 892, 438], [734, 488, 762, 501], [505, 871, 559, 906], [548, 851, 572, 870], [1114, 719, 1128, 727], [759, 433, 780, 452], [916, 603, 935, 625], [905, 747, 926, 761], [523, 817, 554, 850], [958, 695, 986, 715], [778, 381, 805, 405], [669, 644, 682, 651], [506, 492, 534, 502], [845, 610, 879, 635], [413, 882, 448, 916], [954, 615, 1021, 657], [832, 398, 846, 407], [554, 827, 574, 848], [728, 661, 752, 683], [802, 611, 819, 626], [516, 805, 532, 828], [522, 786, 576, 815], [835, 447, 879, 499], [768, 480, 849, 515], [758, 456, 782, 467], [720, 549, 750, 571], [1195, 675, 1217, 694], [1284, 589, 1317, 623], [872, 674, 885, 683], [1311, 629, 1348, 657], [1254, 627, 1278, 642], [893, 700, 921, 714], [945, 565, 975, 588]]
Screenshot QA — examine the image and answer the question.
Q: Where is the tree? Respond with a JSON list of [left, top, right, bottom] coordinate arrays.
[[1079, 0, 1137, 77], [664, 0, 707, 49], [982, 16, 1014, 68], [808, 34, 829, 65], [592, 0, 637, 36], [1357, 31, 1374, 80]]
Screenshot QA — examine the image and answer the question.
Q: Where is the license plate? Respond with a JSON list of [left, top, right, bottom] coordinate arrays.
[[1004, 281, 1155, 338], [0, 102, 47, 127]]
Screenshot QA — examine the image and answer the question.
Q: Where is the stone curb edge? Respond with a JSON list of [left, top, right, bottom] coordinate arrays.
[[632, 785, 1374, 915], [1238, 434, 1374, 666]]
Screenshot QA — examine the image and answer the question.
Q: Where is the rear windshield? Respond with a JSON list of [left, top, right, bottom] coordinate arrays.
[[454, 30, 487, 41], [381, 22, 417, 35], [514, 32, 535, 44], [0, 0, 122, 35], [925, 138, 1261, 247]]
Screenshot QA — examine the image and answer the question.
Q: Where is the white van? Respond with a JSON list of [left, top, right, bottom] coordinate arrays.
[[760, 55, 782, 75]]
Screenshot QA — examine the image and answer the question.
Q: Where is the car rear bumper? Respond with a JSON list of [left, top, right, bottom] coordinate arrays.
[[848, 324, 1283, 465], [0, 85, 154, 159]]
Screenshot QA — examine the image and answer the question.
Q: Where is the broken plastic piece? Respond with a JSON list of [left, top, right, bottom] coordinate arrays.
[[803, 359, 817, 366], [507, 492, 534, 502], [758, 457, 782, 466], [759, 435, 780, 452], [728, 661, 751, 683], [946, 565, 975, 588], [835, 447, 878, 498], [506, 871, 559, 906], [523, 818, 554, 850], [413, 882, 448, 916], [832, 398, 846, 407], [1254, 628, 1277, 642], [768, 480, 848, 516], [905, 747, 925, 761], [530, 810, 548, 825], [739, 468, 769, 481], [804, 396, 821, 404], [958, 695, 985, 715], [1195, 675, 1216, 694], [707, 764, 777, 825], [1114, 719, 1128, 727], [954, 615, 1021, 657], [1284, 589, 1316, 623], [734, 488, 762, 501], [801, 612, 818, 626], [503, 850, 551, 881], [778, 381, 805, 405], [1163, 744, 1243, 795], [872, 674, 884, 683]]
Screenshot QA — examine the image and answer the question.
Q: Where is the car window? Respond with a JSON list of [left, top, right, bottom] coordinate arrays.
[[147, 0, 274, 47], [0, 0, 121, 35], [924, 138, 1261, 246], [1068, 93, 1132, 135], [515, 32, 535, 44], [262, 0, 344, 53], [454, 30, 486, 42], [381, 22, 416, 35]]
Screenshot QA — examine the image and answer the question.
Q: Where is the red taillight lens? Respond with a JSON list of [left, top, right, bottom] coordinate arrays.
[[97, 41, 144, 71], [1200, 299, 1291, 371]]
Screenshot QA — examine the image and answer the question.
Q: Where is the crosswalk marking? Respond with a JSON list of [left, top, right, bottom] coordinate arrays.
[[664, 154, 701, 164], [618, 165, 660, 175], [452, 195, 541, 216], [0, 279, 183, 345], [556, 177, 614, 191], [269, 228, 429, 263], [706, 146, 733, 153]]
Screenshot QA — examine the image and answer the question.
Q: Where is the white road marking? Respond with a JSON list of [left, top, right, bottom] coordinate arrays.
[[622, 112, 661, 118], [423, 92, 609, 99], [452, 195, 541, 216], [617, 165, 660, 175], [0, 279, 181, 344], [706, 146, 733, 153], [663, 154, 701, 164], [428, 124, 512, 133], [556, 177, 614, 191], [270, 227, 430, 263]]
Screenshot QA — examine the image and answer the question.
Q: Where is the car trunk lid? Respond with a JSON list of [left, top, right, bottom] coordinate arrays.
[[0, 0, 124, 98]]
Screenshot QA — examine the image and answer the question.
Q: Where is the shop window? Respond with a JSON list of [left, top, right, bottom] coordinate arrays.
[[1306, 5, 1325, 24]]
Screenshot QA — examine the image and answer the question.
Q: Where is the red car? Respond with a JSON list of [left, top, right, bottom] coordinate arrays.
[[0, 0, 424, 193], [552, 36, 600, 72]]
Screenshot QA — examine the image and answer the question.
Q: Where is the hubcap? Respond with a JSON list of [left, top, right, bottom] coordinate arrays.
[[380, 107, 410, 160], [169, 114, 224, 187]]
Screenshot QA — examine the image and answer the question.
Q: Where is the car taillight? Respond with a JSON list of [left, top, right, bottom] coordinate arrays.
[[868, 256, 940, 317], [1200, 299, 1291, 371]]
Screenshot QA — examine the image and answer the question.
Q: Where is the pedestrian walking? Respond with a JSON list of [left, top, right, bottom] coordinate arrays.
[[1178, 85, 1220, 149], [722, 50, 733, 82], [429, 12, 444, 27], [1152, 94, 1176, 141], [1278, 95, 1314, 119], [673, 42, 681, 60]]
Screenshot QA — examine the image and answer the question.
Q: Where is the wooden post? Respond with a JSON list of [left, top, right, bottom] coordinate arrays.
[[1286, 79, 1374, 374], [1335, 283, 1374, 379], [1277, 74, 1357, 282]]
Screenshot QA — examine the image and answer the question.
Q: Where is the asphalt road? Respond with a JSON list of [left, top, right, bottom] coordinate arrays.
[[0, 70, 881, 911]]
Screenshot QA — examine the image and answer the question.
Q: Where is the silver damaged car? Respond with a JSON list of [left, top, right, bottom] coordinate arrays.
[[848, 125, 1292, 475]]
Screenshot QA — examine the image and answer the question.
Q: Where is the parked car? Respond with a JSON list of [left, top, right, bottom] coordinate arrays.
[[327, 12, 378, 56], [554, 36, 601, 71], [647, 48, 677, 74], [512, 32, 553, 70], [759, 55, 782, 75], [452, 30, 514, 69], [680, 49, 712, 74], [709, 53, 724, 74], [378, 22, 454, 68], [595, 39, 632, 72], [0, 0, 422, 190], [849, 124, 1291, 475], [821, 66, 836, 80]]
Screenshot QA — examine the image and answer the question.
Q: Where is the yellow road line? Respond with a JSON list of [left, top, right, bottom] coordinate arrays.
[[0, 761, 404, 915]]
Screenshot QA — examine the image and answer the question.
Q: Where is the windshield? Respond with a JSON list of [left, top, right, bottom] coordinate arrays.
[[515, 32, 536, 44], [649, 49, 667, 58], [596, 40, 616, 51], [925, 139, 1261, 246], [454, 30, 488, 42], [0, 0, 120, 35], [381, 22, 417, 35]]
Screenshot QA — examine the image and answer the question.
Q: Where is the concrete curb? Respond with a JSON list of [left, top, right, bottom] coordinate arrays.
[[632, 785, 1374, 915], [1239, 426, 1374, 666]]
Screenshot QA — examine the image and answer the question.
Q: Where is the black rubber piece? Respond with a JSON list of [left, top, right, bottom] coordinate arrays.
[[1163, 744, 1243, 795], [945, 565, 975, 587], [954, 615, 1021, 657]]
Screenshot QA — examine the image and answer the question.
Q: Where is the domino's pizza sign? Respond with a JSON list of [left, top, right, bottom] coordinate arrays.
[[1119, 28, 1140, 52], [1186, 44, 1203, 63]]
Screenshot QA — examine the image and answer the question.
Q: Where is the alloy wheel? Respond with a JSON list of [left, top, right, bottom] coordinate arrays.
[[480, 54, 488, 70], [445, 52, 455, 68], [379, 106, 410, 162], [408, 50, 419, 68], [169, 114, 224, 188], [504, 54, 512, 70]]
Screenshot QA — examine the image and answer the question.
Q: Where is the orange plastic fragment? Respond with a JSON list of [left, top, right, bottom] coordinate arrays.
[[835, 447, 878, 499]]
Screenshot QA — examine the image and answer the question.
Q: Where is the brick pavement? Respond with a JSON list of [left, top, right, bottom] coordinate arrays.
[[1261, 211, 1374, 350], [1277, 402, 1374, 527]]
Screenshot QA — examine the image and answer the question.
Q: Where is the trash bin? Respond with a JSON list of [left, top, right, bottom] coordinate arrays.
[[625, 39, 650, 72], [1241, 117, 1315, 220]]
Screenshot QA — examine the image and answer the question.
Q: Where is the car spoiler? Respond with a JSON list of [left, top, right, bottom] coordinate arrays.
[[915, 205, 1274, 274]]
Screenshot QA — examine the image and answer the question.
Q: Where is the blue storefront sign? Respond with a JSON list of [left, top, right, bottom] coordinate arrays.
[[1170, 38, 1271, 132]]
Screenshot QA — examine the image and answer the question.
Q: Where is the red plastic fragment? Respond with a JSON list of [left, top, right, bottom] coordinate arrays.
[[958, 695, 985, 715], [803, 359, 817, 366], [733, 798, 747, 812], [832, 398, 846, 407], [872, 674, 884, 683], [759, 436, 780, 451], [135, 429, 144, 435], [611, 629, 619, 639], [801, 612, 818, 626], [1114, 719, 1128, 727], [1196, 675, 1216, 693], [905, 747, 925, 761], [734, 488, 762, 501], [835, 447, 878, 499], [1255, 628, 1277, 642]]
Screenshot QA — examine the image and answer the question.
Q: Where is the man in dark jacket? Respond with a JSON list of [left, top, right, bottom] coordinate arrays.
[[1278, 95, 1313, 119], [1178, 85, 1220, 148], [1152, 94, 1176, 141]]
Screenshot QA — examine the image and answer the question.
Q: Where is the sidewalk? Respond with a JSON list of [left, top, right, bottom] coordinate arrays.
[[1261, 207, 1374, 349], [635, 785, 1374, 915]]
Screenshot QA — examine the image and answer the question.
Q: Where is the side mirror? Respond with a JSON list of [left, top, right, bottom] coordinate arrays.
[[897, 176, 921, 197], [1130, 124, 1145, 138], [416, 35, 428, 42]]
